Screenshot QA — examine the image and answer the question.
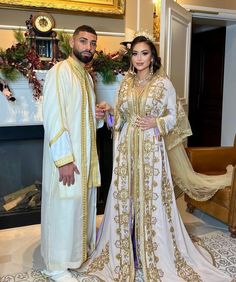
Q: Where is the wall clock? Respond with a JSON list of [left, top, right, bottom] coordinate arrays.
[[32, 13, 55, 34], [25, 13, 59, 61]]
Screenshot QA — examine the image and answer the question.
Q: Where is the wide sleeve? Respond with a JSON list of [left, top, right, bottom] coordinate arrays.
[[113, 79, 127, 132], [43, 63, 74, 167], [156, 79, 177, 136]]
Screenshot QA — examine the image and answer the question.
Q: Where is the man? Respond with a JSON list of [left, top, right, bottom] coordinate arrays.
[[41, 25, 105, 282]]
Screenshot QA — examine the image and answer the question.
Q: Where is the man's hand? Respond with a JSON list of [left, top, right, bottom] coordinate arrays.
[[97, 101, 113, 114], [95, 104, 106, 120], [59, 162, 80, 186]]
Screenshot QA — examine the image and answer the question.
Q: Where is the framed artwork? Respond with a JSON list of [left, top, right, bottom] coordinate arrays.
[[0, 0, 125, 16]]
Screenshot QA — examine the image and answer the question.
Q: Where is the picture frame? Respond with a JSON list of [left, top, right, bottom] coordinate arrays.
[[0, 0, 125, 16]]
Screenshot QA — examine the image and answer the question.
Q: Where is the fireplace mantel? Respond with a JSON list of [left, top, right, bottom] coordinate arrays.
[[0, 125, 44, 229], [0, 71, 46, 127], [0, 70, 45, 228], [0, 70, 117, 228]]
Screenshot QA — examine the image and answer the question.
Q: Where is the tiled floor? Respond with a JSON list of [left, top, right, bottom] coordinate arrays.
[[0, 196, 228, 277]]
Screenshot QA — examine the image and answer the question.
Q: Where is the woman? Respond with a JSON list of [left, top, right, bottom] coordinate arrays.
[[78, 35, 232, 281]]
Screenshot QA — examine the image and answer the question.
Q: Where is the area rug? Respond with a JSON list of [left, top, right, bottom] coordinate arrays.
[[197, 230, 236, 279], [1, 231, 235, 282]]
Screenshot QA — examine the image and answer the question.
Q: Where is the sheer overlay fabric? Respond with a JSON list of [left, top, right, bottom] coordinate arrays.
[[164, 99, 232, 201]]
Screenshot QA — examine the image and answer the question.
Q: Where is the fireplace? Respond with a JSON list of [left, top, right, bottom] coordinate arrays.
[[0, 73, 113, 228], [0, 124, 113, 229], [0, 125, 44, 229]]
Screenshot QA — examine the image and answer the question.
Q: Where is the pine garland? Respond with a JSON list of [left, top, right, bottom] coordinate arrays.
[[89, 49, 130, 84], [0, 30, 131, 100], [57, 31, 130, 84], [57, 31, 72, 59], [0, 30, 54, 99]]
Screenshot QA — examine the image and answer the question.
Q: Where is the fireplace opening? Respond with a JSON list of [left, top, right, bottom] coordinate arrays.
[[0, 124, 113, 229], [0, 125, 44, 229]]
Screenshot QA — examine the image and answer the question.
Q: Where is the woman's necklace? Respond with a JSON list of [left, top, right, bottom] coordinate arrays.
[[134, 73, 152, 87]]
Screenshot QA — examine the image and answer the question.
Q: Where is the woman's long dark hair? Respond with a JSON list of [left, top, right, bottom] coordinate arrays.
[[130, 35, 161, 74]]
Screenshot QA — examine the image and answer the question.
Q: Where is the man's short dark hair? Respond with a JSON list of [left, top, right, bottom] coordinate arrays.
[[73, 25, 97, 37]]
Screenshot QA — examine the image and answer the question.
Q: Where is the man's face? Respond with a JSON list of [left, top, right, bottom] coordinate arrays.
[[70, 31, 97, 65]]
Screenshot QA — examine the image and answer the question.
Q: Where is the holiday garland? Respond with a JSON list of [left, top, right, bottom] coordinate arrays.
[[0, 30, 131, 100], [90, 49, 130, 84], [0, 30, 56, 100]]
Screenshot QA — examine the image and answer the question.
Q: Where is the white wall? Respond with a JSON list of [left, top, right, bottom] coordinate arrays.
[[222, 24, 236, 145]]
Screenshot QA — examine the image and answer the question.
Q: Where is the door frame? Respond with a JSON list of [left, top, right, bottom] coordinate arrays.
[[181, 4, 236, 21], [182, 4, 236, 146], [160, 0, 192, 106], [160, 2, 236, 107]]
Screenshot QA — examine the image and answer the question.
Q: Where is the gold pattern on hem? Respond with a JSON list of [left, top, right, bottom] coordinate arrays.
[[160, 143, 203, 282], [87, 243, 110, 273]]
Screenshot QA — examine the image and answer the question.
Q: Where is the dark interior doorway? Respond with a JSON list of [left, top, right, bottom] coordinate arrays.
[[188, 23, 226, 147]]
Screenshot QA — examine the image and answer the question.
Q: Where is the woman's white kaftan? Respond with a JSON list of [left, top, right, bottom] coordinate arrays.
[[77, 73, 232, 281]]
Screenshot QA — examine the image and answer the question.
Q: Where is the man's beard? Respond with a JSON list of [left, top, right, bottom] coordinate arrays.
[[73, 49, 94, 64]]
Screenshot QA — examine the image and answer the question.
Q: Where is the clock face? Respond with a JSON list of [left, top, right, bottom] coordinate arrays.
[[33, 13, 55, 33]]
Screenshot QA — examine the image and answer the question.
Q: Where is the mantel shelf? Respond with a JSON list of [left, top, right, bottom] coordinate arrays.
[[0, 72, 45, 127], [0, 121, 43, 127]]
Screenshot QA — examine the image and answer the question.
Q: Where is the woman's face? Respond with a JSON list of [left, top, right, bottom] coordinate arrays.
[[131, 42, 152, 75]]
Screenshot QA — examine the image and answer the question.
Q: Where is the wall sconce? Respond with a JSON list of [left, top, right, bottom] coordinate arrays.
[[153, 0, 161, 42]]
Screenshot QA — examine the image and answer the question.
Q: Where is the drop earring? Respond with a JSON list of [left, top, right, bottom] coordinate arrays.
[[150, 61, 154, 75], [129, 63, 135, 75]]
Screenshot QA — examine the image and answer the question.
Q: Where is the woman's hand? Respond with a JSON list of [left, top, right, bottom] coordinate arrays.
[[95, 105, 105, 120], [135, 115, 157, 131], [97, 101, 114, 114]]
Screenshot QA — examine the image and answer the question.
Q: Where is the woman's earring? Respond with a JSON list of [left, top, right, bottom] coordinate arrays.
[[129, 63, 135, 75], [150, 61, 154, 75]]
